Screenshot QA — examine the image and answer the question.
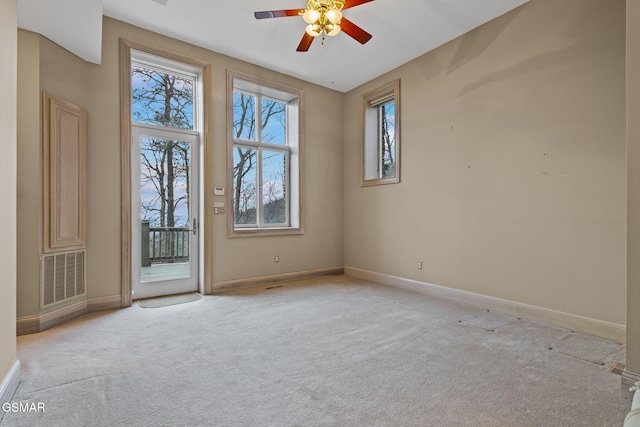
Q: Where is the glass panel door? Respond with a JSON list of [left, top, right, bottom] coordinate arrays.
[[132, 126, 198, 299]]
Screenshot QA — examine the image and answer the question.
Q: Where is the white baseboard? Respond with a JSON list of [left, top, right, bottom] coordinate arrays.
[[17, 299, 89, 336], [212, 266, 345, 294], [0, 360, 20, 421], [87, 295, 122, 313], [40, 299, 87, 332], [345, 266, 626, 344], [16, 315, 39, 336]]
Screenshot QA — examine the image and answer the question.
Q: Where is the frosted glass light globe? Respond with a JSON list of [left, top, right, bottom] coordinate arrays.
[[306, 24, 321, 37], [326, 24, 341, 36], [303, 9, 321, 24], [325, 9, 342, 24]]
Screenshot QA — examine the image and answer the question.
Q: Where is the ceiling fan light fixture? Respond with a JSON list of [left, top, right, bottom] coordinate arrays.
[[326, 24, 341, 36], [325, 9, 342, 24], [303, 9, 321, 24], [300, 0, 345, 40], [305, 24, 322, 37], [254, 0, 372, 52]]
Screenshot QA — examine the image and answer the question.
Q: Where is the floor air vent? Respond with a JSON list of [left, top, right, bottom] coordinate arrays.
[[41, 250, 86, 308]]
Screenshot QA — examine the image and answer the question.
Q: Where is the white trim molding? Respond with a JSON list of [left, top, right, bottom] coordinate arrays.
[[87, 295, 122, 313], [40, 299, 87, 332], [16, 316, 39, 336], [17, 299, 88, 336], [0, 360, 20, 421], [212, 267, 344, 294], [345, 267, 626, 344], [18, 295, 121, 336]]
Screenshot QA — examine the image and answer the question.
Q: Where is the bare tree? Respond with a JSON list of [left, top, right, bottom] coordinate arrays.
[[133, 66, 193, 228], [381, 102, 395, 178], [232, 94, 286, 224]]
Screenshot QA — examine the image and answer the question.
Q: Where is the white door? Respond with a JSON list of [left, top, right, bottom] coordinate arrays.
[[131, 125, 199, 299]]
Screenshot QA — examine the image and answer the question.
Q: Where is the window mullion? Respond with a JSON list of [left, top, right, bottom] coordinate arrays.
[[256, 94, 263, 143], [378, 106, 384, 179], [256, 95, 263, 227], [285, 150, 291, 225], [257, 147, 263, 227]]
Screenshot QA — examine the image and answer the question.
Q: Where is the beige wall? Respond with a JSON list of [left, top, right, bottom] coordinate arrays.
[[16, 32, 40, 320], [16, 17, 345, 316], [14, 0, 628, 334], [17, 32, 90, 317], [627, 0, 640, 373], [344, 0, 627, 325], [0, 0, 18, 385]]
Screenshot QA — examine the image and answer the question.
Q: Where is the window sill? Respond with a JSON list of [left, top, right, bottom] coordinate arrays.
[[361, 177, 400, 187], [228, 227, 304, 238]]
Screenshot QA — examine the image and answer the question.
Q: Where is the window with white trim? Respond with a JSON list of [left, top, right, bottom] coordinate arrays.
[[228, 72, 303, 236], [362, 80, 401, 186]]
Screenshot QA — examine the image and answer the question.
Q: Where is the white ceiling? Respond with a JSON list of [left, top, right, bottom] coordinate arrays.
[[18, 0, 528, 92]]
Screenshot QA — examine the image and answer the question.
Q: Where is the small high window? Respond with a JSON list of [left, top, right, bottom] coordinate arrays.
[[362, 80, 401, 186]]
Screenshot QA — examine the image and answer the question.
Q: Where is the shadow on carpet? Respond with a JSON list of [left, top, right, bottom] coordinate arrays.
[[137, 293, 201, 308]]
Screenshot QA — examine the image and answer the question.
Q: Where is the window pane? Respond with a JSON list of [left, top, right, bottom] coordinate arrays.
[[262, 151, 287, 225], [380, 101, 396, 178], [233, 92, 256, 141], [132, 66, 194, 129], [139, 136, 191, 280], [233, 147, 258, 225], [140, 137, 191, 228], [261, 98, 286, 145]]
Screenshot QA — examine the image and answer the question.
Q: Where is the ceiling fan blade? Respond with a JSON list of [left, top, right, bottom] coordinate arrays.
[[343, 0, 375, 10], [340, 18, 373, 44], [296, 33, 315, 52], [254, 9, 302, 19]]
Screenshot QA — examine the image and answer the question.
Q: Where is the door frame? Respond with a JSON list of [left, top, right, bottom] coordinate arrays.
[[119, 39, 212, 307]]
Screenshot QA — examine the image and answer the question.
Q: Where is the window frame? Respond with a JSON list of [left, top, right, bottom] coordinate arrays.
[[362, 79, 401, 186], [227, 70, 304, 237]]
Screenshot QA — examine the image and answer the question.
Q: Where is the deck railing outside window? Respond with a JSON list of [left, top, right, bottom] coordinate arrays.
[[141, 221, 190, 266]]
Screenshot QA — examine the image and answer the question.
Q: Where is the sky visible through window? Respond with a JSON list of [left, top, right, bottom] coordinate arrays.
[[381, 100, 396, 178], [132, 65, 194, 228], [232, 91, 288, 226]]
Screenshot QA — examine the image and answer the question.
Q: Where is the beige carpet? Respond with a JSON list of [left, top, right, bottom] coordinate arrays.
[[137, 292, 201, 308], [1, 275, 630, 426]]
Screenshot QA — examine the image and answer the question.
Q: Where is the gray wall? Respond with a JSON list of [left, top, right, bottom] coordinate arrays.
[[344, 0, 627, 325]]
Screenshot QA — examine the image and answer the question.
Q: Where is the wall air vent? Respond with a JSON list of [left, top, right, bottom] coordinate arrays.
[[41, 250, 86, 308]]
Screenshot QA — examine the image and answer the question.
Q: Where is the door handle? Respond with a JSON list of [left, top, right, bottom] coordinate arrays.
[[192, 217, 197, 235]]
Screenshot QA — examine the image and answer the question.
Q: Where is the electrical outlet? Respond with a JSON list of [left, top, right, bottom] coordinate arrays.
[[275, 256, 279, 263], [417, 261, 423, 270]]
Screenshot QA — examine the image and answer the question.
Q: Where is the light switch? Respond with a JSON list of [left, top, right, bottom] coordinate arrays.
[[214, 202, 225, 215]]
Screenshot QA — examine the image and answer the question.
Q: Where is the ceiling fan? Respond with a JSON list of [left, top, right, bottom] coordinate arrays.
[[255, 0, 374, 52]]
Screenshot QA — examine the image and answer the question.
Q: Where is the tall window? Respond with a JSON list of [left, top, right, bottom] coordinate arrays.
[[228, 71, 303, 236], [131, 53, 199, 230], [362, 80, 401, 186]]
